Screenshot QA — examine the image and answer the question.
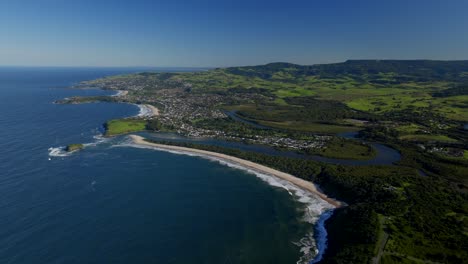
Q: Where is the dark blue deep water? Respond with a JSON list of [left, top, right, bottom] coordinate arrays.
[[0, 68, 327, 264]]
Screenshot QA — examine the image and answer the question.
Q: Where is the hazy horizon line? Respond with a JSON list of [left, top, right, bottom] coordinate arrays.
[[2, 58, 468, 69]]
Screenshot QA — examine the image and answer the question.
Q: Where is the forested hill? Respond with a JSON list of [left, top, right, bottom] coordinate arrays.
[[225, 60, 468, 81]]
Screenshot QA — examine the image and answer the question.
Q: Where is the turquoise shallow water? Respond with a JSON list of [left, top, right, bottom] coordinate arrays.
[[0, 67, 331, 264]]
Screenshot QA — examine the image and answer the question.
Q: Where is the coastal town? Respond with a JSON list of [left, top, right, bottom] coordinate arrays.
[[73, 75, 332, 151]]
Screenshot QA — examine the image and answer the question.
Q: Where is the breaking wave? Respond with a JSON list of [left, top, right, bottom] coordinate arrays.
[[111, 90, 125, 97], [48, 134, 113, 158], [48, 146, 72, 157], [136, 104, 152, 117]]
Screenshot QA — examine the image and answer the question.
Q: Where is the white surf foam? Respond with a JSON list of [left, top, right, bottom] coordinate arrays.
[[48, 133, 115, 158], [111, 90, 124, 97], [118, 139, 336, 263], [83, 134, 111, 147], [48, 146, 72, 157], [136, 104, 152, 117]]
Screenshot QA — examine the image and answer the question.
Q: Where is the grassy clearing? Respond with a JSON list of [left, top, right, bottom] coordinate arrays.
[[309, 138, 377, 160], [275, 87, 316, 97], [399, 134, 458, 142], [65, 144, 84, 152], [394, 124, 424, 135], [381, 254, 419, 264], [258, 120, 359, 134], [432, 95, 468, 121], [346, 93, 432, 113], [341, 119, 369, 126], [105, 118, 147, 136], [345, 90, 468, 121]]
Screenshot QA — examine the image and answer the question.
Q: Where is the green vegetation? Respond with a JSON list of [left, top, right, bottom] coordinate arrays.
[[304, 138, 376, 160], [143, 138, 468, 264], [193, 116, 280, 137], [84, 60, 468, 132], [433, 83, 468, 97], [55, 96, 119, 104], [399, 134, 458, 142], [81, 60, 468, 263], [173, 60, 468, 124], [362, 125, 468, 184], [145, 119, 164, 131], [258, 120, 359, 134], [104, 118, 147, 136], [225, 97, 373, 134], [104, 118, 168, 136], [65, 143, 84, 152], [393, 123, 423, 135]]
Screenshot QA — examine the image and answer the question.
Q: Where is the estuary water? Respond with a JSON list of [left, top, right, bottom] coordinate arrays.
[[0, 67, 333, 264]]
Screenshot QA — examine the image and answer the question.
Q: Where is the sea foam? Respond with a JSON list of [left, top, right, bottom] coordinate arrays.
[[48, 134, 112, 158], [48, 146, 72, 157], [136, 104, 152, 117]]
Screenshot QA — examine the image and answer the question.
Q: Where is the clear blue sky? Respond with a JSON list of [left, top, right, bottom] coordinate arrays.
[[1, 0, 467, 67]]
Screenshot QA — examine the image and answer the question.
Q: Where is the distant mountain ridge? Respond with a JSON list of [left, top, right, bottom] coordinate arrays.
[[224, 60, 468, 81]]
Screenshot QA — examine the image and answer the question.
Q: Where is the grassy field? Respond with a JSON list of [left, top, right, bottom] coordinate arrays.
[[309, 138, 377, 160], [160, 69, 468, 147], [399, 134, 458, 142], [180, 68, 468, 133], [105, 119, 147, 136], [258, 120, 359, 134], [225, 98, 368, 134], [393, 124, 424, 135], [432, 95, 468, 121]]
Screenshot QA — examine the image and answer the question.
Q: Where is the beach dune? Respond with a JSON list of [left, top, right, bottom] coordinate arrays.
[[129, 135, 342, 208]]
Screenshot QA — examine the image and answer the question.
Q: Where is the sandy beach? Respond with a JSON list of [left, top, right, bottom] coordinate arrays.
[[145, 104, 160, 116], [130, 135, 342, 208], [112, 90, 128, 97], [138, 104, 160, 117]]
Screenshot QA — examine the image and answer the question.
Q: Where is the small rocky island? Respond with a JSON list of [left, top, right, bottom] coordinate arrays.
[[65, 144, 84, 152]]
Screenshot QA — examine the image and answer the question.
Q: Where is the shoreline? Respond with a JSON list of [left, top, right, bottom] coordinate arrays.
[[129, 134, 342, 208], [137, 104, 160, 117], [112, 90, 128, 97]]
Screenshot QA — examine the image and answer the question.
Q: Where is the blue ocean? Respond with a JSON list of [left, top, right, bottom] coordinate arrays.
[[0, 67, 331, 264]]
